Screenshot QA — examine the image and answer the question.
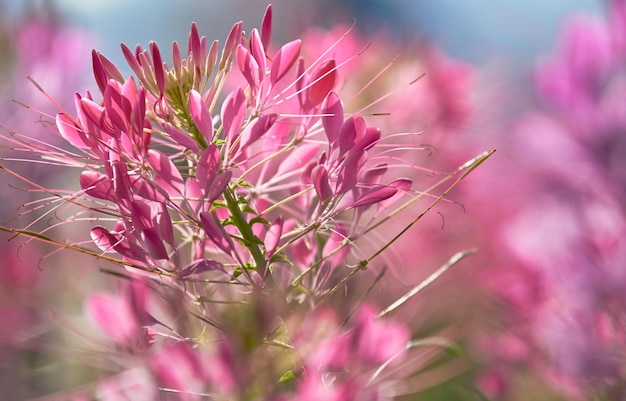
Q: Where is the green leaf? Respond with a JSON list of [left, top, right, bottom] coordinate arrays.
[[278, 370, 296, 383]]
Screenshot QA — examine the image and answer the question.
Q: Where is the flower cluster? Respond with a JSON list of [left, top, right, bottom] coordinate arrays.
[[1, 4, 491, 400]]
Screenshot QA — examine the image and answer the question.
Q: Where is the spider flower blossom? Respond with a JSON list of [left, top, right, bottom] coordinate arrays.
[[0, 5, 491, 399]]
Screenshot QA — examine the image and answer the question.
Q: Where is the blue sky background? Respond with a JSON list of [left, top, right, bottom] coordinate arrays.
[[3, 0, 604, 70]]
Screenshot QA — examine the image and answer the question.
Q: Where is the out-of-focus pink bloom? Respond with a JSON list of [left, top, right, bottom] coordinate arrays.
[[463, 1, 626, 397]]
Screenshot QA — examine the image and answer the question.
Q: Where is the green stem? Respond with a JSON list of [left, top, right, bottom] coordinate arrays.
[[223, 186, 269, 282]]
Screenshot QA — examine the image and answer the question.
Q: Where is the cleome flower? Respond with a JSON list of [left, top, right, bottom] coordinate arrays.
[[0, 4, 492, 400]]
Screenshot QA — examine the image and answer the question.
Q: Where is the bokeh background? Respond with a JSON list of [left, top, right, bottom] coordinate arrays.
[[1, 0, 624, 400]]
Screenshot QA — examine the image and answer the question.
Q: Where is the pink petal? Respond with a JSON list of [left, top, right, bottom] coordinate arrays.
[[220, 21, 243, 70], [311, 165, 333, 202], [355, 126, 381, 151], [179, 259, 225, 278], [90, 226, 120, 253], [103, 82, 130, 133], [321, 91, 343, 146], [260, 4, 272, 50], [111, 160, 131, 201], [188, 22, 202, 62], [249, 29, 266, 81], [378, 178, 412, 210], [90, 226, 143, 259], [221, 87, 247, 142], [91, 50, 108, 94], [184, 177, 203, 214], [80, 171, 114, 201], [354, 304, 409, 364], [150, 42, 165, 94], [236, 44, 260, 91], [338, 115, 366, 157], [306, 59, 337, 108], [130, 199, 154, 232], [147, 149, 185, 199], [351, 185, 398, 209], [86, 293, 138, 344], [264, 217, 283, 259], [130, 175, 169, 204], [163, 123, 199, 153], [80, 97, 116, 136], [189, 89, 214, 141], [239, 113, 277, 151], [141, 228, 169, 260], [361, 163, 388, 186], [270, 39, 301, 84], [200, 212, 234, 255], [56, 112, 91, 149], [336, 149, 365, 194], [276, 143, 320, 177], [207, 171, 232, 203], [196, 144, 220, 191]]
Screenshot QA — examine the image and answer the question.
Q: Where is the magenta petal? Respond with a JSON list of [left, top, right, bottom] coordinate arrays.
[[239, 113, 277, 151], [90, 226, 120, 253], [111, 160, 131, 201], [87, 293, 138, 344], [264, 217, 283, 259], [270, 39, 301, 84], [236, 44, 260, 90], [147, 149, 185, 198], [207, 171, 232, 203], [130, 175, 169, 204], [56, 112, 91, 149], [260, 4, 272, 49], [306, 59, 337, 108], [179, 259, 225, 278], [200, 212, 234, 255], [311, 165, 333, 202], [80, 171, 114, 201], [355, 126, 381, 151], [150, 42, 166, 94], [378, 178, 412, 209], [321, 91, 343, 146], [362, 163, 388, 186], [155, 203, 175, 248], [351, 185, 398, 209], [185, 177, 203, 214], [188, 22, 202, 62], [91, 50, 108, 94], [90, 225, 143, 259], [336, 149, 365, 194], [338, 115, 366, 157], [189, 89, 214, 141], [121, 43, 143, 81], [103, 83, 130, 133], [221, 87, 247, 142], [276, 143, 320, 177], [220, 21, 243, 70], [163, 123, 199, 153], [196, 144, 220, 191], [249, 29, 266, 80], [80, 97, 116, 136], [141, 228, 169, 260], [354, 304, 409, 364], [130, 199, 154, 233]]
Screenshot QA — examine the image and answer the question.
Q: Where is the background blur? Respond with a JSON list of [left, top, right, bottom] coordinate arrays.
[[2, 0, 604, 68], [0, 0, 622, 400]]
